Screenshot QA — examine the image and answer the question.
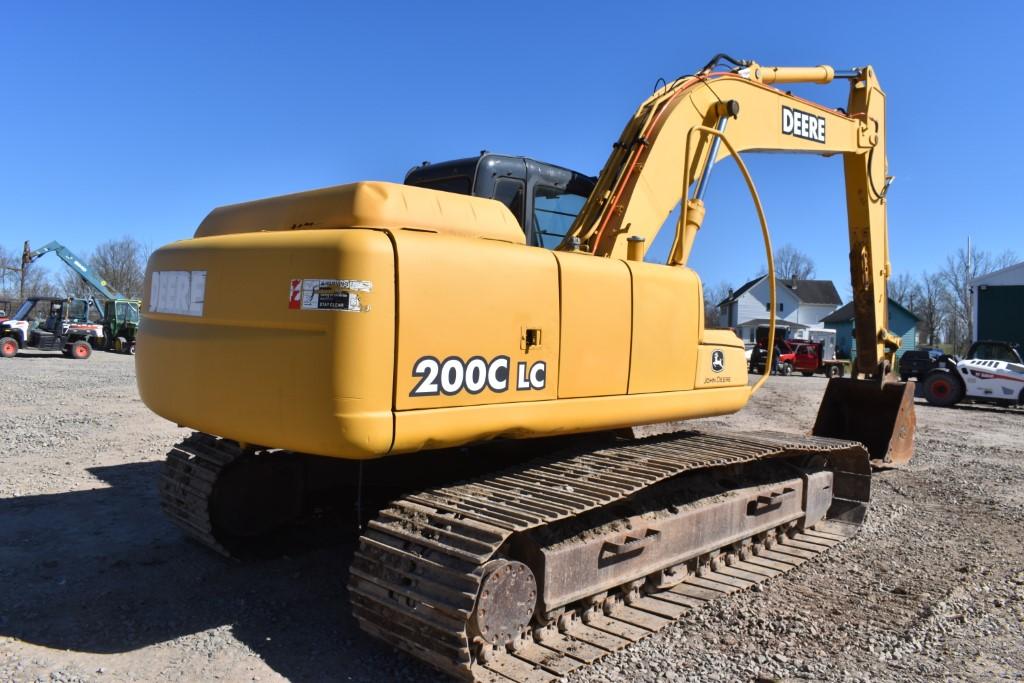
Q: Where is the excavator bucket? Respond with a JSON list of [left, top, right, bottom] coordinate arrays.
[[812, 378, 916, 467]]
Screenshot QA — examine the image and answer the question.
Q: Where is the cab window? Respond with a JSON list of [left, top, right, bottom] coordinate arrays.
[[66, 299, 90, 322], [972, 343, 1019, 362], [533, 186, 586, 249], [88, 302, 104, 323], [492, 179, 525, 228], [116, 301, 141, 324]]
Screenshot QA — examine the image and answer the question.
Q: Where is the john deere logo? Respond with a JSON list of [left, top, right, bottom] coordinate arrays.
[[711, 349, 725, 373]]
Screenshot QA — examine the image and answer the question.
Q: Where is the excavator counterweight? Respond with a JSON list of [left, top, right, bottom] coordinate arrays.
[[139, 55, 915, 681]]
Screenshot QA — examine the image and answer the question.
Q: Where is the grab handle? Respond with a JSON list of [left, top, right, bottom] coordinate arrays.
[[747, 487, 796, 515], [603, 528, 661, 556]]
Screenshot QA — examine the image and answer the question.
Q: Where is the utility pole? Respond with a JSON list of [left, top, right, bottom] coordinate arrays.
[[966, 235, 972, 352]]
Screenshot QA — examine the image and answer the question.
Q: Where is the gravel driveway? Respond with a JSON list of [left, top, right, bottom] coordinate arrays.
[[1, 352, 1022, 682]]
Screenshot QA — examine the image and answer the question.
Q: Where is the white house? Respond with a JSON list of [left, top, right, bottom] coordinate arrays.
[[718, 276, 842, 345]]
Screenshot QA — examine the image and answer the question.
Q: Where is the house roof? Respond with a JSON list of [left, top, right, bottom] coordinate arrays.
[[820, 302, 855, 324], [718, 275, 842, 307], [786, 279, 842, 305], [716, 276, 762, 307], [820, 297, 920, 324]]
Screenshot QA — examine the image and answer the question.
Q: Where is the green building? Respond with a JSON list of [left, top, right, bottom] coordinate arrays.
[[972, 262, 1024, 350], [821, 298, 919, 360]]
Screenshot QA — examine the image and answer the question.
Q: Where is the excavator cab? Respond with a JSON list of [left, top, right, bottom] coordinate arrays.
[[405, 152, 596, 248], [102, 298, 141, 354]]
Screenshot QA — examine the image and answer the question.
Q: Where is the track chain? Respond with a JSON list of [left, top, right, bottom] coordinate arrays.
[[158, 432, 245, 557], [348, 430, 868, 681]]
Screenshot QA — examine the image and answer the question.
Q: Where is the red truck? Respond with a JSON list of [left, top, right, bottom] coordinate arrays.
[[748, 325, 849, 377], [779, 340, 847, 378]]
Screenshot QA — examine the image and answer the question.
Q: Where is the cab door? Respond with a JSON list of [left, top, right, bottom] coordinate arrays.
[[792, 344, 818, 372]]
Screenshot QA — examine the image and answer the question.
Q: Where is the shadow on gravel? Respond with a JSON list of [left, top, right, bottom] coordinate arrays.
[[0, 462, 439, 682], [3, 351, 74, 360]]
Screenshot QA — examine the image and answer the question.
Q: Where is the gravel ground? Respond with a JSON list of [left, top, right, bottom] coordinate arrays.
[[1, 351, 1022, 682]]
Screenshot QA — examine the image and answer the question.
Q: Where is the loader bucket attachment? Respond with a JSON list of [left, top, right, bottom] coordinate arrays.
[[812, 378, 916, 467]]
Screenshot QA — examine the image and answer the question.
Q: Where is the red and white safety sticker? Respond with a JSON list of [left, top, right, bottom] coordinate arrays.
[[289, 278, 372, 312]]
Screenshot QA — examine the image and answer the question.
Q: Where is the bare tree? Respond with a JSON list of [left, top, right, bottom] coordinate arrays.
[[940, 246, 1017, 353], [887, 273, 915, 307], [57, 266, 93, 298], [18, 259, 56, 299], [89, 237, 148, 299], [0, 243, 51, 300], [0, 245, 20, 296], [774, 244, 816, 281], [703, 281, 733, 328], [911, 272, 947, 347]]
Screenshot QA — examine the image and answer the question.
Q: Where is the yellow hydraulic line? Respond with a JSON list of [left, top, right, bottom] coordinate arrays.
[[678, 125, 775, 396]]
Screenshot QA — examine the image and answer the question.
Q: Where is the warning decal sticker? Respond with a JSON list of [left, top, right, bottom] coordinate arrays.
[[290, 279, 372, 312]]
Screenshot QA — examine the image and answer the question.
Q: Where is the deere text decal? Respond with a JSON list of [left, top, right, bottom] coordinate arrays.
[[150, 270, 206, 317], [781, 106, 826, 143]]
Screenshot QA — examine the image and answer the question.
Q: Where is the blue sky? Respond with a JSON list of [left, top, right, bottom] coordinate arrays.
[[2, 2, 1022, 299]]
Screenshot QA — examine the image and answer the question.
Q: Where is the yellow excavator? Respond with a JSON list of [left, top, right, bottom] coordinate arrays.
[[139, 54, 916, 681]]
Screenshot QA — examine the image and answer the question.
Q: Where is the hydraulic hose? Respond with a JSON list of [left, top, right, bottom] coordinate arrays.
[[680, 125, 775, 396]]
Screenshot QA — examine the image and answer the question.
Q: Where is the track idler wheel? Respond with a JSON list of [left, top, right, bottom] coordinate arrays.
[[471, 560, 537, 649]]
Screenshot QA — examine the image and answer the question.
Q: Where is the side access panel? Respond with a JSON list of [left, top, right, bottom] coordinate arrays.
[[626, 262, 701, 394], [392, 231, 560, 411], [554, 252, 631, 398]]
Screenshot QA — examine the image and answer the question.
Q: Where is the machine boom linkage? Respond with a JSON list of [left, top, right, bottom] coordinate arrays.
[[563, 62, 895, 378]]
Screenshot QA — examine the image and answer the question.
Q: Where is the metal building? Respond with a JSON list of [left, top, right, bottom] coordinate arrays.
[[972, 261, 1024, 349]]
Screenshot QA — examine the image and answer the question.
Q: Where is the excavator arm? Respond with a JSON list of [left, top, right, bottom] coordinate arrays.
[[562, 58, 914, 464], [563, 61, 896, 378]]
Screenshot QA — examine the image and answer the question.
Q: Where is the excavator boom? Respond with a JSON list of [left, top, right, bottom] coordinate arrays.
[[565, 62, 894, 378]]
